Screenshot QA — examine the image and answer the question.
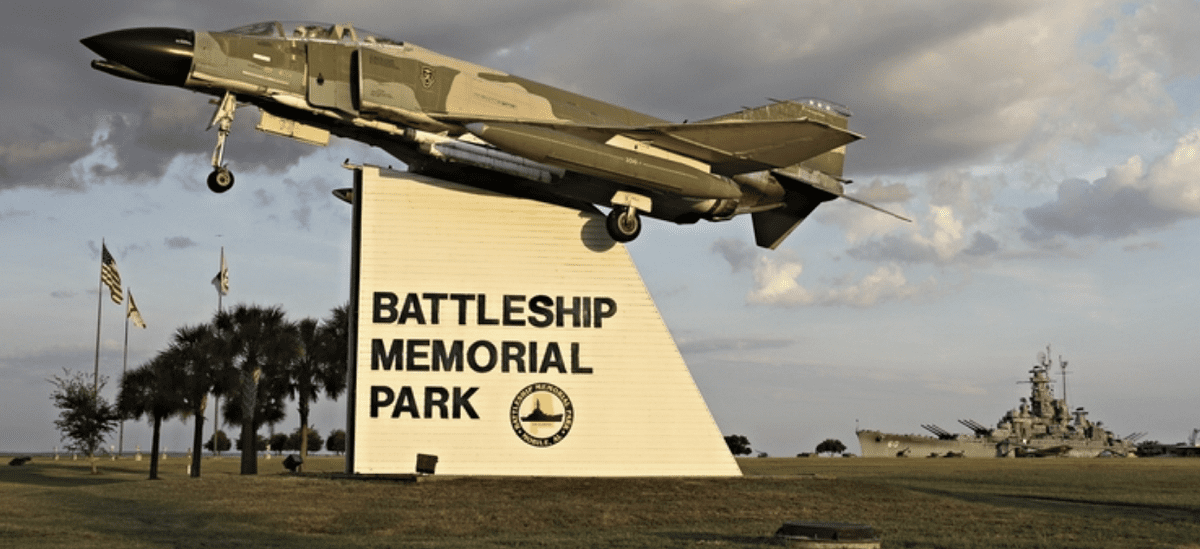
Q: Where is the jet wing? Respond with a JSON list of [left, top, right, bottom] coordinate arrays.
[[618, 119, 862, 176], [434, 115, 861, 176]]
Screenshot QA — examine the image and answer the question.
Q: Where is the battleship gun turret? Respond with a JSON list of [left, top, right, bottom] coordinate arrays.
[[958, 419, 992, 436]]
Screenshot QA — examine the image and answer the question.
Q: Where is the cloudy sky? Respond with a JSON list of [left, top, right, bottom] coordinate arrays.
[[3, 0, 1199, 458]]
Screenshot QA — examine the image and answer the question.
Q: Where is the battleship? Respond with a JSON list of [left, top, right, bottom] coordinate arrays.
[[857, 348, 1143, 458]]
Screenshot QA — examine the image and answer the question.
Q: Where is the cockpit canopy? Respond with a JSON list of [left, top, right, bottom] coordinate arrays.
[[223, 21, 403, 46]]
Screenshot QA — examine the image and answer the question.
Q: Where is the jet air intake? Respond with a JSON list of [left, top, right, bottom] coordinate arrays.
[[81, 28, 195, 86]]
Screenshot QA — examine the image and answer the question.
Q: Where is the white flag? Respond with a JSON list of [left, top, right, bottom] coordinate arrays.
[[211, 247, 229, 296], [127, 289, 146, 329]]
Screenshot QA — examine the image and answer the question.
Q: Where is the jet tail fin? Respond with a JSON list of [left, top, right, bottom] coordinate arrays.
[[751, 171, 837, 249], [752, 167, 909, 249], [752, 209, 817, 250]]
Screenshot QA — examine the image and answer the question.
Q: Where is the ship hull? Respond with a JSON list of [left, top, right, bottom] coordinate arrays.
[[857, 430, 998, 458], [857, 430, 1135, 458]]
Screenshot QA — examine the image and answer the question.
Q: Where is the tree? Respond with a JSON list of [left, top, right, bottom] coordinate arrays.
[[816, 438, 847, 456], [214, 304, 299, 475], [170, 323, 224, 478], [269, 432, 289, 455], [287, 426, 323, 454], [236, 433, 270, 452], [321, 303, 350, 368], [205, 430, 232, 453], [49, 370, 119, 474], [724, 434, 752, 456], [326, 429, 346, 455], [284, 309, 347, 471], [118, 354, 186, 480]]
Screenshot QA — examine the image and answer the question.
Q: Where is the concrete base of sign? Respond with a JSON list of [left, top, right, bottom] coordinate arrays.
[[347, 166, 739, 476]]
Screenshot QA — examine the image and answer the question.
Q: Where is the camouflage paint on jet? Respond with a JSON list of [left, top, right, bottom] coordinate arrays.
[[82, 21, 907, 247]]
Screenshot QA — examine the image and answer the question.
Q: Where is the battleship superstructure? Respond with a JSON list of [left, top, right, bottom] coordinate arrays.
[[857, 348, 1142, 458]]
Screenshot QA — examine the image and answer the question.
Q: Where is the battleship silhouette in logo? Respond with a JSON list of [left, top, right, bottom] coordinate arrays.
[[511, 383, 574, 447], [521, 398, 563, 423]]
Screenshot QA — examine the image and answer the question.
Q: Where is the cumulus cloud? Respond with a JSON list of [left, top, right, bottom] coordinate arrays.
[[859, 1, 1191, 172], [746, 256, 935, 308], [75, 97, 320, 189], [713, 238, 935, 307], [818, 264, 934, 307], [847, 202, 1004, 264], [1023, 129, 1200, 241], [818, 179, 917, 244], [746, 253, 813, 306], [530, 0, 1183, 176], [0, 136, 92, 191], [711, 237, 757, 272], [962, 232, 1001, 256]]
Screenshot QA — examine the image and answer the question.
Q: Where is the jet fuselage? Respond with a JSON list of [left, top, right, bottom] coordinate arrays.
[[82, 21, 884, 247]]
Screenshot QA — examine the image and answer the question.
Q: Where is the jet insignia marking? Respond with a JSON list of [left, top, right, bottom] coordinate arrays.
[[81, 21, 908, 248]]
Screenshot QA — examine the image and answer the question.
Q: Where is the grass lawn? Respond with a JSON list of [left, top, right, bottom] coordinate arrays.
[[2, 454, 1198, 548]]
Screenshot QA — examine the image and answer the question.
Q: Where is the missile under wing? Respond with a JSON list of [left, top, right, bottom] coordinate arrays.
[[81, 21, 906, 247]]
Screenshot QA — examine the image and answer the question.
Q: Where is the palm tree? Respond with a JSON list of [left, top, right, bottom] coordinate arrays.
[[170, 323, 224, 478], [118, 353, 185, 480], [214, 304, 299, 475], [319, 303, 350, 375], [286, 307, 349, 469]]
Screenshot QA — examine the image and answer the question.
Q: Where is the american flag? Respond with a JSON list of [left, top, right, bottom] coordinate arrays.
[[100, 244, 123, 304], [127, 289, 146, 328]]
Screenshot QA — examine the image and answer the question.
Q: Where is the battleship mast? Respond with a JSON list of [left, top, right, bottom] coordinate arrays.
[[1059, 354, 1069, 408]]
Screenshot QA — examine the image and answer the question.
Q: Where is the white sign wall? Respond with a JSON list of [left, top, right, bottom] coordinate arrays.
[[348, 167, 739, 476]]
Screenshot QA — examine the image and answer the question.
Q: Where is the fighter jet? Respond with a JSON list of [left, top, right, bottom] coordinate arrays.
[[81, 21, 905, 247]]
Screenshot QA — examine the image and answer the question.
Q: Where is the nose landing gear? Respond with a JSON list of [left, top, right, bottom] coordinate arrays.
[[207, 166, 234, 193], [206, 92, 238, 193]]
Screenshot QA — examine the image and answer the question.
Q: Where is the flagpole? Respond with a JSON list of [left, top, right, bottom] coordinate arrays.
[[212, 246, 225, 457], [214, 286, 220, 457], [119, 298, 130, 457], [93, 240, 105, 395]]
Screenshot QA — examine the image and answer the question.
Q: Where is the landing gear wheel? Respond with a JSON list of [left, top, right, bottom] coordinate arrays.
[[606, 206, 641, 243], [207, 167, 234, 193]]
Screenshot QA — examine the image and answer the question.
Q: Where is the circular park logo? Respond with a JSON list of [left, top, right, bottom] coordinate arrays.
[[510, 383, 574, 447]]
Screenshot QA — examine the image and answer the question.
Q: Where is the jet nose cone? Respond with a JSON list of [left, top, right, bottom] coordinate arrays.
[[81, 27, 194, 86]]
